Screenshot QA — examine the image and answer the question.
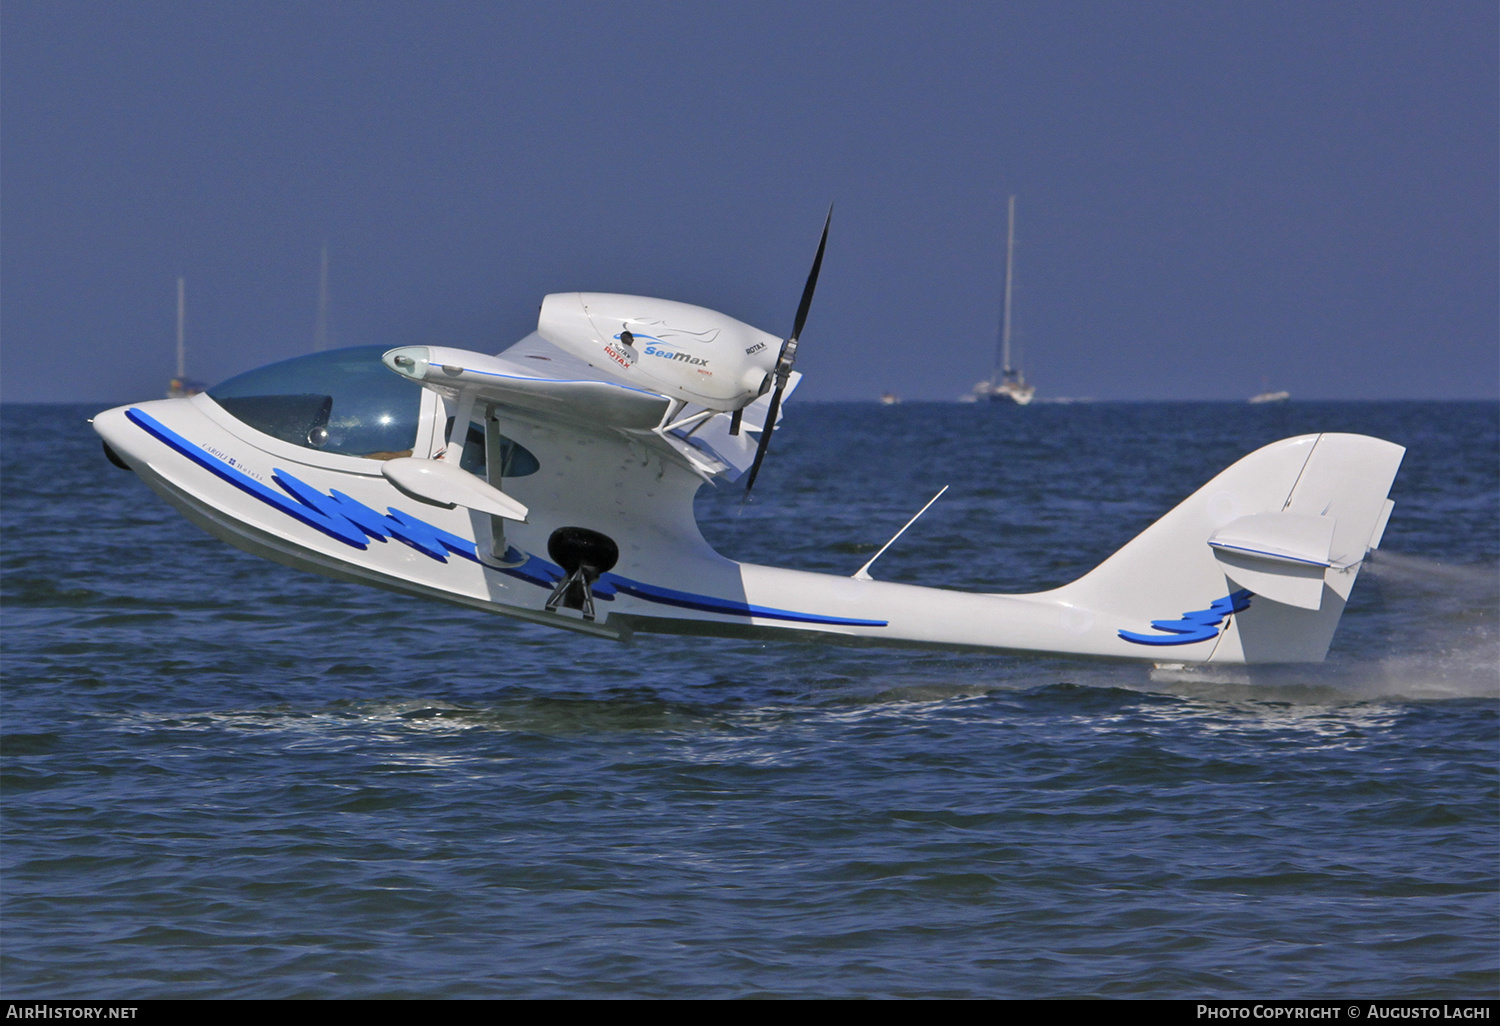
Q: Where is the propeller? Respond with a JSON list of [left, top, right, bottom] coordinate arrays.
[[742, 205, 832, 497]]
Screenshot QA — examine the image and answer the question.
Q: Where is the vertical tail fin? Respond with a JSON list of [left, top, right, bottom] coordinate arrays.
[[1055, 433, 1405, 664]]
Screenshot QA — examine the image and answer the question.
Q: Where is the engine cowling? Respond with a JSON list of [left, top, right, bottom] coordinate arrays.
[[537, 293, 780, 410]]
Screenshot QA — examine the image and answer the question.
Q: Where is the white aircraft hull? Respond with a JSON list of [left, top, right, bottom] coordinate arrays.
[[95, 383, 1403, 665]]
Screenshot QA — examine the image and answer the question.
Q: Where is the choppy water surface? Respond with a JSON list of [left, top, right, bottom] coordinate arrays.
[[2, 401, 1495, 998]]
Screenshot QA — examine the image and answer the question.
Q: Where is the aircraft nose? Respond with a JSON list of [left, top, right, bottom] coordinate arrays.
[[93, 403, 164, 474]]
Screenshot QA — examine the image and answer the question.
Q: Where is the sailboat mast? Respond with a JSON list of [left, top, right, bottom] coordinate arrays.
[[176, 276, 186, 380], [315, 243, 329, 352], [1001, 194, 1015, 377]]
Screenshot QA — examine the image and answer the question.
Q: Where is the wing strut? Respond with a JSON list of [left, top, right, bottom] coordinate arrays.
[[481, 404, 528, 567]]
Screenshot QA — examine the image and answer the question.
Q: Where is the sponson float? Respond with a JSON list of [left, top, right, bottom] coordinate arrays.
[[94, 215, 1404, 663]]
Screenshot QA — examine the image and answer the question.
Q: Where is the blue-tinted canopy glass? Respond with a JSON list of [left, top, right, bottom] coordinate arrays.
[[209, 346, 421, 457]]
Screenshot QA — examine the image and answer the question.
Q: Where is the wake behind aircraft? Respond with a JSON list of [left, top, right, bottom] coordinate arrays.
[[94, 216, 1403, 664]]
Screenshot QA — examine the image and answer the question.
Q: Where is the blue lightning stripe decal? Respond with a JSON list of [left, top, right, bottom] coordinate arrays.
[[487, 551, 617, 600], [128, 407, 372, 549], [127, 407, 886, 629], [1118, 590, 1253, 646], [127, 407, 479, 561]]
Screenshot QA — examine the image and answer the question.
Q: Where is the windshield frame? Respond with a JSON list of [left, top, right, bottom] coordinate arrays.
[[192, 385, 444, 474], [207, 345, 428, 459]]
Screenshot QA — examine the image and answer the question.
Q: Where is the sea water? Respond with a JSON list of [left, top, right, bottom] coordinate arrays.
[[2, 400, 1495, 998]]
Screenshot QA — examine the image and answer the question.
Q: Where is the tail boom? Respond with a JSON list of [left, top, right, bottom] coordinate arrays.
[[704, 434, 1403, 664]]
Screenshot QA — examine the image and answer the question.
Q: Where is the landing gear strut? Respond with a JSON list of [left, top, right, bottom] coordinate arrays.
[[544, 527, 619, 621]]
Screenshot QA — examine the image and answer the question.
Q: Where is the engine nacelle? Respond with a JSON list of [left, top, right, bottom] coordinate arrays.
[[537, 293, 781, 410]]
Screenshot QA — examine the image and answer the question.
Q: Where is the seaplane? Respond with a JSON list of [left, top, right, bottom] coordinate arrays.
[[93, 212, 1404, 664]]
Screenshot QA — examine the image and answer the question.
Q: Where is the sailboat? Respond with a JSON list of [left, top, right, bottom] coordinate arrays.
[[973, 195, 1035, 405], [314, 243, 330, 352], [165, 276, 205, 398]]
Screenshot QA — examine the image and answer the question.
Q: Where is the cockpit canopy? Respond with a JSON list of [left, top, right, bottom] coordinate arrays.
[[208, 346, 421, 457]]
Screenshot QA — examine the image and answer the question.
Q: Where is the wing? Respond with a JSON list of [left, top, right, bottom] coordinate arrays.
[[397, 332, 798, 484], [386, 335, 670, 430]]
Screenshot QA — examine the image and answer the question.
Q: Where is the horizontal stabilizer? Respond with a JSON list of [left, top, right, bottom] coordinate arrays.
[[1208, 510, 1335, 567], [1208, 510, 1333, 610], [381, 457, 529, 522]]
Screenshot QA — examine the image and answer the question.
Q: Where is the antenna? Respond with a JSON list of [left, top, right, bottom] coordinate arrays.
[[853, 486, 949, 581], [315, 243, 329, 351], [176, 276, 186, 379]]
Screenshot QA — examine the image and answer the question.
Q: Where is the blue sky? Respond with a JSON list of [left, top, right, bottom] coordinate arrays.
[[3, 1, 1495, 402]]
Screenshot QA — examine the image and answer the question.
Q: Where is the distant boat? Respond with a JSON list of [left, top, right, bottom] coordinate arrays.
[[973, 195, 1035, 405], [165, 276, 206, 398], [880, 392, 901, 405], [1249, 377, 1289, 404]]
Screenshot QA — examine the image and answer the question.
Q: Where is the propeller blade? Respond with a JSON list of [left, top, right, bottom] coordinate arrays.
[[741, 378, 786, 497], [789, 204, 833, 347], [743, 205, 832, 500]]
